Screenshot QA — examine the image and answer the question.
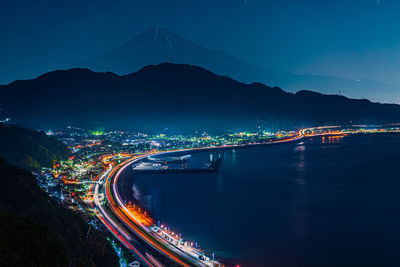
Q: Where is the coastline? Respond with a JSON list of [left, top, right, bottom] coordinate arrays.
[[106, 129, 307, 266], [96, 126, 400, 266]]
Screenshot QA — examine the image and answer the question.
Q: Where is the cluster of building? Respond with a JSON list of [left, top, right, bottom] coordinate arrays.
[[33, 126, 291, 265], [36, 126, 292, 207], [34, 124, 400, 265]]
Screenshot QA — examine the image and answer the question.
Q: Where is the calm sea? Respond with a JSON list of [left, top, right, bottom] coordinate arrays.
[[122, 134, 400, 266]]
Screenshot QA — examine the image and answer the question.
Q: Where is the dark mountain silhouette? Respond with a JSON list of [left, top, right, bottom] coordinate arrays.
[[78, 27, 400, 103], [0, 125, 118, 266], [0, 158, 119, 267], [0, 123, 70, 170], [0, 124, 117, 266], [1, 63, 400, 133]]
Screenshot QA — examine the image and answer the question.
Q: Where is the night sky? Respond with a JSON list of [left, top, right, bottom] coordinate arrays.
[[1, 0, 400, 85]]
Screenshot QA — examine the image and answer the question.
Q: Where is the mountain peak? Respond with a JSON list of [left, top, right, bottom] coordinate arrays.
[[78, 27, 400, 103], [143, 26, 174, 35], [124, 26, 199, 50]]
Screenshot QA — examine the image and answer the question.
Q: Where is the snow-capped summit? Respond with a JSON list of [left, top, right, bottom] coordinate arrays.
[[79, 26, 249, 76], [129, 27, 199, 50], [78, 27, 400, 103]]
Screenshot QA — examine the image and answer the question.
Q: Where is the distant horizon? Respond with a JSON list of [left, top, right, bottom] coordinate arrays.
[[2, 0, 400, 86], [4, 2, 400, 267], [2, 25, 400, 87], [3, 20, 400, 103]]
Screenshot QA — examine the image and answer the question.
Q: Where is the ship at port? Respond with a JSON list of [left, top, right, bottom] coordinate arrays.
[[132, 154, 222, 174]]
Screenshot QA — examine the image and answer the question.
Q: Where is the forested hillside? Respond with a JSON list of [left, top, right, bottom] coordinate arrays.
[[0, 124, 70, 170]]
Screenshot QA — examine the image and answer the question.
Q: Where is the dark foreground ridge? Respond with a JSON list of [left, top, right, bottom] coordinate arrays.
[[0, 158, 119, 267], [0, 123, 70, 170], [2, 63, 400, 132]]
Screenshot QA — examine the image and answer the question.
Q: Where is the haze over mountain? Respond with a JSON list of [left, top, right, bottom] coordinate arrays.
[[2, 63, 400, 133], [79, 27, 400, 104]]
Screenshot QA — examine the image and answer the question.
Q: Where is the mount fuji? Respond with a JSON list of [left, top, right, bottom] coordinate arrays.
[[79, 27, 400, 104]]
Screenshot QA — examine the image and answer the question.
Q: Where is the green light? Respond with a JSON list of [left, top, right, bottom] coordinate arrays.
[[92, 131, 104, 136]]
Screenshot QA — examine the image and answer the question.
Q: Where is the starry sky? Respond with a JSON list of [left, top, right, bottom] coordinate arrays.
[[1, 0, 400, 85]]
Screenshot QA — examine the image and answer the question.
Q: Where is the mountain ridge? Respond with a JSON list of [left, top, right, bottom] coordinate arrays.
[[0, 123, 70, 170], [2, 63, 400, 133], [77, 27, 400, 104], [0, 124, 118, 266], [0, 157, 119, 267]]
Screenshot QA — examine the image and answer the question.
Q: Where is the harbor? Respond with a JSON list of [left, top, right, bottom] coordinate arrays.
[[131, 154, 222, 174]]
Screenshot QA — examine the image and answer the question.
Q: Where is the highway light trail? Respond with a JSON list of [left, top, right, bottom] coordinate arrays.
[[91, 125, 400, 266], [105, 157, 193, 267], [98, 127, 318, 266], [91, 169, 154, 266]]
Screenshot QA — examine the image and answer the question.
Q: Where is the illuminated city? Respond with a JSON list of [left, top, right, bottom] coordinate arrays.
[[29, 125, 400, 266], [3, 1, 400, 266]]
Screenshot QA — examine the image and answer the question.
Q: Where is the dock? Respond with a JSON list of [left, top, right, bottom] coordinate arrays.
[[132, 158, 222, 174]]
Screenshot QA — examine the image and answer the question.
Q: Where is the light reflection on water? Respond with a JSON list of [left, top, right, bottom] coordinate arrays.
[[125, 134, 400, 266], [292, 142, 308, 240]]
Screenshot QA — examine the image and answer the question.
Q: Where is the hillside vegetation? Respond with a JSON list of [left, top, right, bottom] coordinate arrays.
[[0, 124, 70, 170], [0, 158, 119, 267]]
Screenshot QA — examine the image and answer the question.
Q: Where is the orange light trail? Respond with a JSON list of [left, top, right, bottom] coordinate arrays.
[[95, 125, 352, 267]]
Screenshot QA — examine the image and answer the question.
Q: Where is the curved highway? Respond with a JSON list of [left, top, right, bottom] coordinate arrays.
[[92, 126, 339, 266]]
